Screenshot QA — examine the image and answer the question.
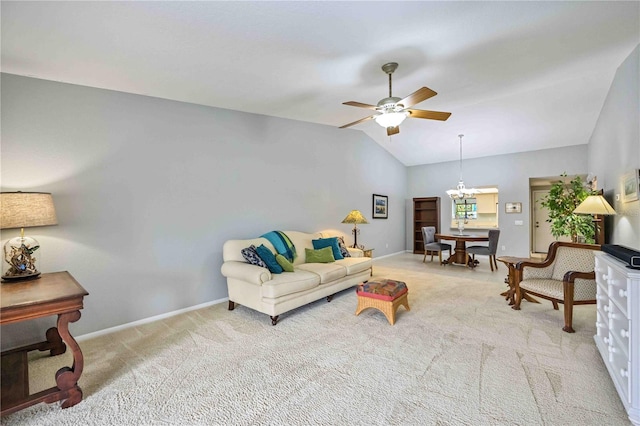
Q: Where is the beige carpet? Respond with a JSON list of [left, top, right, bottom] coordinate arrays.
[[1, 253, 630, 425]]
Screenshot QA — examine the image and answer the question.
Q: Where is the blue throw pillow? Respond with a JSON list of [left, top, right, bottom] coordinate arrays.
[[254, 244, 283, 274], [312, 237, 344, 260]]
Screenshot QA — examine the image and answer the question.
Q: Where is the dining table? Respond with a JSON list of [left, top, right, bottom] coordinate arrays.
[[434, 232, 489, 266]]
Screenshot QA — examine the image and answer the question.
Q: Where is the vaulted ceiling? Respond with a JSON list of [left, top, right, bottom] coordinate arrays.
[[2, 2, 638, 166]]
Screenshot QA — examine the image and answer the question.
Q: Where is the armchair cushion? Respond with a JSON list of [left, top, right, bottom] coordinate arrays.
[[550, 247, 598, 281]]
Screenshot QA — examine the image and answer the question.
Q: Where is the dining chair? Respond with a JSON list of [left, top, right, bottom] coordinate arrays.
[[466, 229, 500, 271], [422, 226, 452, 265]]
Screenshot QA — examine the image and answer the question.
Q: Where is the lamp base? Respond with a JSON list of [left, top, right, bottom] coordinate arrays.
[[1, 272, 41, 283]]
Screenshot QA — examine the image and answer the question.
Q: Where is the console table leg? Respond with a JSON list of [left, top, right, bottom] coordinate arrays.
[[54, 311, 84, 409]]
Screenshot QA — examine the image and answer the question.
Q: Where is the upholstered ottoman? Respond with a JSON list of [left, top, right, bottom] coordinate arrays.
[[355, 279, 410, 325]]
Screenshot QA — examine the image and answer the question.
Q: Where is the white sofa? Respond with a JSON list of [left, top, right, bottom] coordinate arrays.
[[221, 231, 372, 325]]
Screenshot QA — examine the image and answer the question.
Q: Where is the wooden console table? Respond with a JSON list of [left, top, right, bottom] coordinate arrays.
[[0, 271, 88, 416]]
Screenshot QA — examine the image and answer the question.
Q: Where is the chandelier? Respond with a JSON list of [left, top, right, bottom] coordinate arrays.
[[446, 134, 478, 200]]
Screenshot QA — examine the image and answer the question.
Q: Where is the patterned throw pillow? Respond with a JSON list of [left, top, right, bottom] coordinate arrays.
[[241, 245, 268, 268], [337, 236, 351, 258]]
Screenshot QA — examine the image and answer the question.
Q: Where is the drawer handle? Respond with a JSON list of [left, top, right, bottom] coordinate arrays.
[[608, 346, 617, 354], [620, 329, 629, 338], [608, 312, 618, 320], [604, 305, 610, 312], [604, 337, 610, 345], [618, 289, 628, 298], [596, 321, 604, 328], [620, 369, 629, 378], [602, 274, 609, 280]]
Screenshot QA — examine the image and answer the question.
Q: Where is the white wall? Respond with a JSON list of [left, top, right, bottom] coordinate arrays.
[[406, 145, 589, 258], [588, 45, 640, 250], [0, 74, 407, 342]]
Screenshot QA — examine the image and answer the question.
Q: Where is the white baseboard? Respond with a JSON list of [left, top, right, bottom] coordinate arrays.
[[76, 297, 228, 342]]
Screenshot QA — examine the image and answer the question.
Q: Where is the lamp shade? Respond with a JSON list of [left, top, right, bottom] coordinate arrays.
[[573, 195, 617, 215], [1, 192, 58, 229], [341, 210, 369, 225]]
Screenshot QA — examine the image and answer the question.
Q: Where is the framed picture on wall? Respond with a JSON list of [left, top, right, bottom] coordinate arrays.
[[372, 194, 388, 219], [505, 202, 522, 213], [622, 170, 639, 203]]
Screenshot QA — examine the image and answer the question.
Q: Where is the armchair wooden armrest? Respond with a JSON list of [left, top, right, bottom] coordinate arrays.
[[562, 270, 596, 333]]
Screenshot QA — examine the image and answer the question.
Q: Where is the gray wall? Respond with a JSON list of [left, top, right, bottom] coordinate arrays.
[[406, 145, 589, 258], [588, 45, 640, 249], [0, 74, 407, 342]]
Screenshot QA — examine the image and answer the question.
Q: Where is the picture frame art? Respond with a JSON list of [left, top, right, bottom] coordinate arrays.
[[621, 170, 639, 203], [372, 194, 388, 219], [505, 202, 522, 214]]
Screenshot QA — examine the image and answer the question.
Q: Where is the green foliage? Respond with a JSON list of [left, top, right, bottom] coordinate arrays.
[[540, 173, 596, 243]]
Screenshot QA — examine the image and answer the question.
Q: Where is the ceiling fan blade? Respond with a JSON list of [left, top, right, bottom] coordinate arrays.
[[407, 109, 452, 121], [339, 115, 375, 129], [398, 87, 437, 108], [343, 101, 378, 110], [387, 126, 400, 136]]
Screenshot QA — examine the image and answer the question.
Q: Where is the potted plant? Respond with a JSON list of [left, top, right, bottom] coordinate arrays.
[[540, 173, 595, 243]]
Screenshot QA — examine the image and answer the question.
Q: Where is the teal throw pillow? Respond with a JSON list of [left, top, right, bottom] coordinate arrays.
[[305, 246, 335, 263], [276, 254, 294, 272], [255, 244, 283, 274], [312, 237, 344, 260]]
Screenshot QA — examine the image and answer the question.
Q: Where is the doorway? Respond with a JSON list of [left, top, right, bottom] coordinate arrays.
[[529, 176, 581, 255]]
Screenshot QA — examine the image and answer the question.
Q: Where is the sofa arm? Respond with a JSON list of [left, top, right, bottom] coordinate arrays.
[[221, 261, 271, 285], [348, 248, 364, 258]]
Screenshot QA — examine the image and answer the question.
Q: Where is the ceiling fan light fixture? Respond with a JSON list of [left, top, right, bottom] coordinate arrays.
[[375, 111, 408, 128]]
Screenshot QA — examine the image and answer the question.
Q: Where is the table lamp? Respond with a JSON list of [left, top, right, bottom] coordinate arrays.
[[573, 194, 616, 245], [341, 210, 368, 248], [1, 191, 58, 281]]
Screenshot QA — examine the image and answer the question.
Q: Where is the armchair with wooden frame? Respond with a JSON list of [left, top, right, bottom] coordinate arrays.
[[513, 241, 601, 333]]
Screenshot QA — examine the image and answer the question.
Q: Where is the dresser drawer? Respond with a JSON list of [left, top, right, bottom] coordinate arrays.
[[607, 301, 630, 358], [607, 267, 629, 317], [608, 341, 630, 404]]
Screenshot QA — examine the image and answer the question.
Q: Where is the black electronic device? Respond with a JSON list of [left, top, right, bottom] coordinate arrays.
[[602, 244, 640, 269]]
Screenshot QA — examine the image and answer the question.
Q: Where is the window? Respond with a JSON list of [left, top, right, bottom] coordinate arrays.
[[453, 198, 477, 220]]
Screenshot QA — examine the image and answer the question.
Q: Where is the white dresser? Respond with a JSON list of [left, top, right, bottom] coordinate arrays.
[[594, 251, 640, 425]]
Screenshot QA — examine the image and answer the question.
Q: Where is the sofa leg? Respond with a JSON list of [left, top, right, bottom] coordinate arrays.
[[327, 294, 334, 302], [228, 301, 235, 311], [270, 315, 279, 326]]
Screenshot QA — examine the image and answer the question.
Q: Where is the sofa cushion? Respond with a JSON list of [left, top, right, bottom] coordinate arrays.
[[261, 270, 321, 299], [276, 254, 294, 272], [312, 237, 344, 260], [255, 245, 283, 274], [305, 247, 335, 263], [283, 231, 322, 266], [296, 262, 347, 284], [334, 257, 372, 275]]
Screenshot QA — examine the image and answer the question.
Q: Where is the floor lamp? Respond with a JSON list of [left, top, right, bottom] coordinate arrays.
[[341, 210, 369, 248], [573, 195, 616, 245]]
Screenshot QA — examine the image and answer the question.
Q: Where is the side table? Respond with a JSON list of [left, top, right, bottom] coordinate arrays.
[[0, 271, 89, 416], [496, 256, 541, 306], [362, 248, 374, 276]]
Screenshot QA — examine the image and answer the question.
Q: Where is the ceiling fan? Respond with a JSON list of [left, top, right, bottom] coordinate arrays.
[[340, 62, 451, 136]]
